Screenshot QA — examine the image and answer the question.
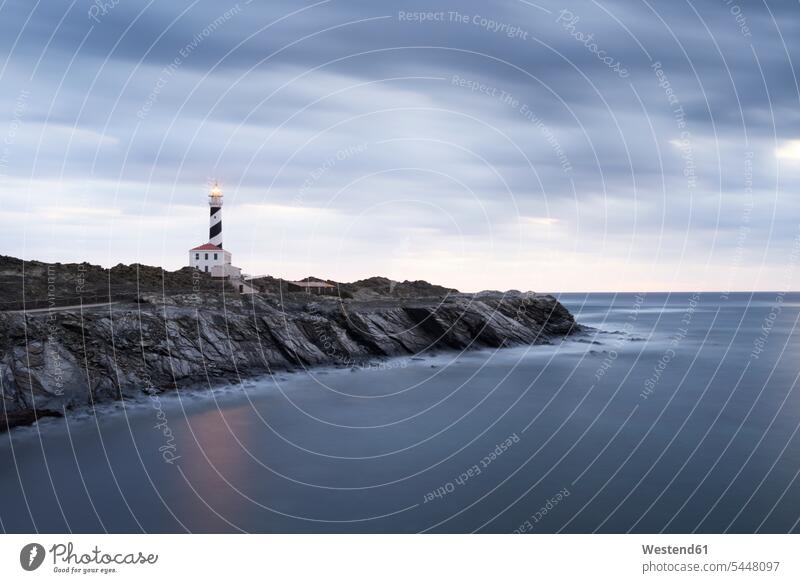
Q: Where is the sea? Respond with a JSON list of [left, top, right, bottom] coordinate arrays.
[[1, 292, 799, 533]]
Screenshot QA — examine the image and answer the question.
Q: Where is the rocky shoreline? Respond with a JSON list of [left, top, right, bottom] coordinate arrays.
[[0, 286, 577, 432]]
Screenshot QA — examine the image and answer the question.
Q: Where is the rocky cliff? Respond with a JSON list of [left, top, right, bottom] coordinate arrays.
[[0, 287, 577, 431]]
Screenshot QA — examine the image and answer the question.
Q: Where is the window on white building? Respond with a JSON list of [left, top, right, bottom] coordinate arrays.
[[214, 253, 218, 260], [205, 253, 208, 260], [195, 253, 199, 260]]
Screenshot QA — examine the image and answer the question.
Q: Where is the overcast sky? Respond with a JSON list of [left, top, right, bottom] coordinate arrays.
[[1, 0, 799, 291]]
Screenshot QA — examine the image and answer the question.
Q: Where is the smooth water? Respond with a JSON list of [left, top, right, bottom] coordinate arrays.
[[2, 292, 800, 533]]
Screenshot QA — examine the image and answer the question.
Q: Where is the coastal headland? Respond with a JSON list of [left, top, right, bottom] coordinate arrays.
[[0, 255, 577, 431]]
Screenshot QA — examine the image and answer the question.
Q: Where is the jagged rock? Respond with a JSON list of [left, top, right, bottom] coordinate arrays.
[[0, 288, 577, 431]]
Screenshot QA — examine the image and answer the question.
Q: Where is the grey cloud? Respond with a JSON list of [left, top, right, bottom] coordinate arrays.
[[2, 0, 799, 290]]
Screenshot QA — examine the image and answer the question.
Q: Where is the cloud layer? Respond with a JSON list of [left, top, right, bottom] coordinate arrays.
[[1, 0, 799, 291]]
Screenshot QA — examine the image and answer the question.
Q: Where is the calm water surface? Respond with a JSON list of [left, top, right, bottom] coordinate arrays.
[[2, 292, 800, 533]]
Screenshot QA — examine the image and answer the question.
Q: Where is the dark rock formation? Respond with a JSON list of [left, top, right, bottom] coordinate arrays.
[[0, 263, 577, 431], [0, 254, 225, 311]]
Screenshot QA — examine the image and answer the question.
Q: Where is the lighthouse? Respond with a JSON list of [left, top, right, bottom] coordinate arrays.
[[189, 182, 235, 276], [209, 181, 223, 248], [188, 182, 256, 294]]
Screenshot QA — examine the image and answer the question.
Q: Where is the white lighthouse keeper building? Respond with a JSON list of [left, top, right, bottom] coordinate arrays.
[[189, 243, 234, 275]]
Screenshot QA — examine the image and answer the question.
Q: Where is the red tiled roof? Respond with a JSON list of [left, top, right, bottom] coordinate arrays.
[[190, 243, 224, 251]]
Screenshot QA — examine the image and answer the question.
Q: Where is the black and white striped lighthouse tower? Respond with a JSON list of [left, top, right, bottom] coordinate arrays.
[[209, 181, 223, 248]]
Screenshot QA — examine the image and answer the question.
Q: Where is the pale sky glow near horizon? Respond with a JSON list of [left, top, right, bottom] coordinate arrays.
[[2, 1, 800, 292]]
